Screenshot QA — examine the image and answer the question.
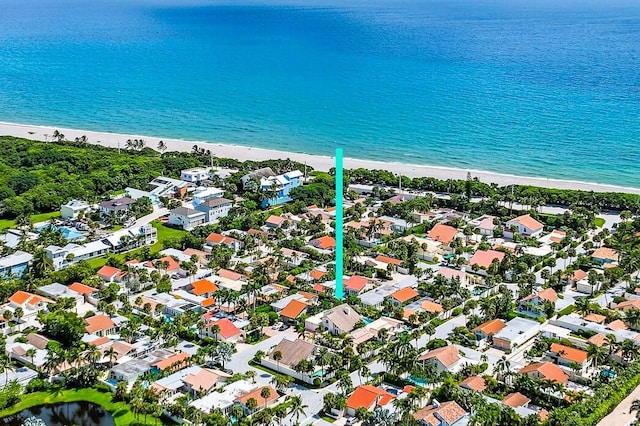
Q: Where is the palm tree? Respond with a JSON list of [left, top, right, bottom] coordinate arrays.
[[260, 387, 272, 410], [630, 399, 640, 420], [25, 348, 37, 369], [246, 397, 258, 415], [494, 356, 511, 383], [286, 395, 308, 425], [157, 140, 167, 154], [272, 350, 283, 373], [587, 343, 607, 373]]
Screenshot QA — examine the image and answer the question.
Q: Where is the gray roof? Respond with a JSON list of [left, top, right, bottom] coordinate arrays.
[[171, 207, 204, 217], [270, 338, 317, 367], [244, 167, 275, 180], [99, 197, 135, 211], [0, 251, 33, 268], [323, 304, 362, 333], [200, 197, 232, 208]]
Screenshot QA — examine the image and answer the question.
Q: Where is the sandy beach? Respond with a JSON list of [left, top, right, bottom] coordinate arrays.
[[1, 121, 639, 195]]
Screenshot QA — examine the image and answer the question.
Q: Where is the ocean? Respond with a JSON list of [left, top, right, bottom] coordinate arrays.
[[0, 0, 639, 186]]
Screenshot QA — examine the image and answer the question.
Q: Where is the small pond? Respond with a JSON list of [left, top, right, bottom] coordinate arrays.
[[0, 402, 115, 426]]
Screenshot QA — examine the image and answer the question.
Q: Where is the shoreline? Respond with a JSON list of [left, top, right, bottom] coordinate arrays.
[[1, 121, 639, 195]]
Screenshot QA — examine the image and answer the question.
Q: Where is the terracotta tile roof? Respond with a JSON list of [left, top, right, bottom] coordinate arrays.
[[313, 283, 326, 293], [468, 249, 505, 269], [88, 336, 110, 347], [206, 233, 238, 245], [345, 275, 368, 292], [311, 236, 336, 250], [208, 318, 241, 339], [190, 279, 219, 296], [460, 376, 486, 392], [69, 282, 96, 295], [27, 295, 44, 306], [418, 345, 460, 368], [437, 267, 465, 281], [522, 288, 558, 303], [310, 269, 326, 281], [183, 369, 222, 392], [428, 223, 459, 244], [519, 362, 569, 384], [157, 256, 180, 271], [588, 333, 608, 347], [421, 300, 443, 313], [391, 287, 419, 303], [584, 313, 606, 324], [9, 291, 33, 305], [266, 215, 285, 226], [472, 319, 507, 335], [615, 300, 640, 311], [607, 319, 628, 331], [85, 314, 116, 333], [97, 265, 121, 278], [414, 401, 467, 425], [218, 269, 243, 281], [280, 299, 308, 319], [568, 269, 588, 281], [154, 352, 190, 371], [503, 392, 530, 408], [346, 385, 396, 410], [375, 255, 403, 266], [592, 247, 619, 261], [550, 343, 588, 364], [236, 385, 278, 406], [201, 297, 216, 308], [508, 214, 543, 232]]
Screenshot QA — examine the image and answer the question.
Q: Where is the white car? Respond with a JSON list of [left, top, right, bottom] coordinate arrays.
[[271, 322, 284, 330]]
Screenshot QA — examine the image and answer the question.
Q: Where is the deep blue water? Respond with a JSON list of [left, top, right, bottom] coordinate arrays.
[[1, 0, 639, 186]]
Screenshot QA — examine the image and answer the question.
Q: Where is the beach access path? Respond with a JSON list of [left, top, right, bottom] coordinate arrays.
[[2, 121, 639, 195]]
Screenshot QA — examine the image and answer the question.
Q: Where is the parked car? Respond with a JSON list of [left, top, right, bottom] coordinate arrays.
[[271, 322, 284, 330]]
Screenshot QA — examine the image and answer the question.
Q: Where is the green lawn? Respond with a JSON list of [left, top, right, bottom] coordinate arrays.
[[594, 217, 605, 227], [0, 387, 172, 425], [0, 211, 61, 232]]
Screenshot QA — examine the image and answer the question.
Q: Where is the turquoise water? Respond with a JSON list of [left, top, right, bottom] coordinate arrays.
[[1, 0, 639, 186]]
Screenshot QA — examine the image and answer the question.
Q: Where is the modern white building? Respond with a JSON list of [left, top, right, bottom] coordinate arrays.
[[181, 167, 211, 184], [60, 199, 91, 220], [192, 187, 225, 207], [0, 251, 33, 278], [194, 198, 232, 223], [45, 241, 111, 270], [168, 207, 207, 231]]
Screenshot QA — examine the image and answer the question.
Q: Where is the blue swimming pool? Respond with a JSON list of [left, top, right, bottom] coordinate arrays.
[[36, 224, 84, 241]]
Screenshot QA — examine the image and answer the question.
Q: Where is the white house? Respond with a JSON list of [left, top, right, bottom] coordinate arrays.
[[0, 251, 33, 278], [45, 241, 111, 270], [181, 167, 211, 184], [194, 198, 232, 223], [505, 214, 544, 238], [192, 187, 225, 207], [168, 207, 207, 231], [60, 199, 91, 220]]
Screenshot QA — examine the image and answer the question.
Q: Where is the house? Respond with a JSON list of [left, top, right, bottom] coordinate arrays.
[[205, 233, 243, 251], [246, 170, 303, 208], [153, 352, 191, 373], [309, 236, 336, 251], [102, 224, 158, 253], [60, 199, 91, 220], [265, 215, 286, 229], [235, 385, 279, 415], [261, 338, 319, 383], [194, 198, 232, 223], [85, 314, 117, 337], [279, 299, 308, 323], [181, 167, 211, 184], [413, 400, 468, 426], [467, 250, 505, 273], [492, 317, 540, 351], [241, 167, 275, 190], [45, 241, 111, 270], [502, 392, 530, 408], [69, 282, 99, 305], [97, 265, 123, 282], [200, 318, 243, 343], [99, 197, 135, 219], [505, 214, 544, 237], [7, 291, 50, 320], [182, 368, 230, 395], [389, 287, 420, 306], [472, 215, 497, 236], [436, 268, 467, 287], [38, 282, 84, 306], [344, 275, 368, 295], [562, 269, 588, 287], [472, 319, 507, 342], [428, 223, 459, 246], [460, 376, 486, 392], [402, 235, 443, 262], [592, 247, 619, 266], [168, 207, 206, 231], [109, 349, 176, 384], [418, 345, 461, 373], [280, 248, 308, 267], [346, 385, 395, 416], [192, 187, 225, 207], [305, 304, 362, 335], [375, 255, 407, 273], [147, 176, 191, 200], [189, 279, 219, 298], [548, 343, 589, 371], [518, 288, 558, 316], [519, 362, 569, 384], [0, 251, 33, 278]]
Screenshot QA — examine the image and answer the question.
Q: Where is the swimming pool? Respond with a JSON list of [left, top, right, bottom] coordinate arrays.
[[36, 224, 84, 241]]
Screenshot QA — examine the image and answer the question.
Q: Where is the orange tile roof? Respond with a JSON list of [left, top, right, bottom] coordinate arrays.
[[311, 236, 336, 250], [218, 269, 243, 281], [391, 287, 419, 303], [208, 318, 241, 339], [588, 333, 608, 347], [522, 288, 558, 303], [183, 369, 222, 392], [414, 401, 467, 425], [503, 392, 530, 408], [428, 223, 459, 244], [190, 279, 219, 296], [345, 275, 368, 292], [88, 336, 110, 347], [592, 247, 619, 261], [266, 215, 285, 226], [69, 282, 96, 295], [584, 313, 606, 323], [418, 345, 460, 368], [346, 385, 396, 410], [472, 319, 506, 335], [568, 270, 588, 282], [615, 300, 640, 311], [201, 297, 216, 308], [206, 233, 238, 245], [313, 283, 326, 293], [460, 376, 486, 392], [85, 314, 116, 333], [607, 319, 628, 331], [280, 299, 308, 319], [97, 265, 121, 278], [157, 256, 180, 271], [375, 255, 403, 266], [519, 362, 569, 384], [421, 300, 443, 313], [154, 352, 190, 371], [310, 269, 326, 281], [509, 214, 543, 232], [550, 343, 588, 364], [236, 385, 279, 406], [9, 291, 33, 305], [469, 249, 505, 269]]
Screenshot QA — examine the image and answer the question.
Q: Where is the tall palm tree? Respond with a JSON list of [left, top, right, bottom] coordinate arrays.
[[286, 395, 308, 425], [260, 387, 272, 410]]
